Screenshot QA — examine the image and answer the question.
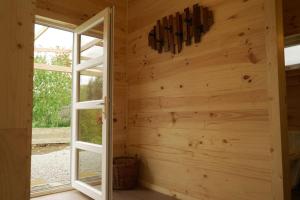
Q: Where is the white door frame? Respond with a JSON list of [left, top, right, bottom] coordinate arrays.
[[71, 7, 112, 200]]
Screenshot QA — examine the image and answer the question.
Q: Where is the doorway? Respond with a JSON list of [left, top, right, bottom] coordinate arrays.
[[31, 24, 73, 195], [31, 7, 112, 200]]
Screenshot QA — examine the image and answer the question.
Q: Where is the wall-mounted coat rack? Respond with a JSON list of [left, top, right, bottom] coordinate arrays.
[[148, 4, 214, 54]]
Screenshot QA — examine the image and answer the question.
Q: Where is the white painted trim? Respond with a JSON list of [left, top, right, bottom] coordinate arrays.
[[107, 7, 114, 200], [75, 100, 104, 110], [81, 39, 103, 52], [101, 8, 110, 200], [71, 33, 80, 190], [74, 9, 107, 34], [75, 56, 104, 72], [71, 7, 111, 200], [73, 181, 102, 200], [75, 141, 102, 153]]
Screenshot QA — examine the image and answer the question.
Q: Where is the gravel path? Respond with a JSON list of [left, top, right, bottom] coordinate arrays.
[[31, 146, 101, 192], [31, 147, 71, 189]]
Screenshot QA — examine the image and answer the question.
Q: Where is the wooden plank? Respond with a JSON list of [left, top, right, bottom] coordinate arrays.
[[75, 56, 104, 71], [34, 63, 72, 73], [34, 63, 102, 77], [183, 7, 192, 46], [201, 7, 209, 33], [153, 26, 157, 50], [193, 4, 202, 43], [0, 0, 34, 199], [156, 20, 163, 53], [162, 17, 170, 52], [264, 0, 290, 199], [35, 47, 71, 53], [81, 38, 103, 52], [35, 26, 48, 41], [168, 15, 175, 54], [175, 12, 183, 53], [0, 129, 32, 200]]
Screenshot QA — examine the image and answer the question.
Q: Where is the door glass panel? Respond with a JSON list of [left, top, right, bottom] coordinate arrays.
[[78, 109, 102, 145], [72, 8, 109, 200], [79, 66, 103, 102], [78, 149, 102, 191], [80, 23, 104, 64]]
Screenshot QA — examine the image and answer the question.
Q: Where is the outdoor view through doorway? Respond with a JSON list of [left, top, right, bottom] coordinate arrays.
[[31, 23, 103, 195]]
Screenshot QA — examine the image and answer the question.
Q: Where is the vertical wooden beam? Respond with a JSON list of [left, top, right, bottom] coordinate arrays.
[[264, 0, 290, 200], [0, 0, 34, 199]]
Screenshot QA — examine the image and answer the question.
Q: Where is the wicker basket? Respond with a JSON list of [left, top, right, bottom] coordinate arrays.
[[113, 156, 138, 190]]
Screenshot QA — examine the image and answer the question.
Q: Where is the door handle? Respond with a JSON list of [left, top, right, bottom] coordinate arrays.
[[102, 96, 108, 120]]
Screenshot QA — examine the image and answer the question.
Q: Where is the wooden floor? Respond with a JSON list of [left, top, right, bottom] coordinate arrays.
[[32, 188, 176, 200], [113, 188, 176, 200], [31, 190, 92, 200]]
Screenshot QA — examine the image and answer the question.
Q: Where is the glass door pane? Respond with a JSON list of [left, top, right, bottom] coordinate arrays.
[[71, 8, 111, 200]]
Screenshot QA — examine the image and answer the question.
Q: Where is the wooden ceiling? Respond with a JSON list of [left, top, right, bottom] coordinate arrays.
[[36, 0, 113, 26]]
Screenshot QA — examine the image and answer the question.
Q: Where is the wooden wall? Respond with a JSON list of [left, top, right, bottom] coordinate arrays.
[[286, 69, 300, 131], [0, 0, 34, 199], [283, 0, 300, 36], [0, 0, 288, 199], [35, 0, 128, 156], [127, 0, 288, 200]]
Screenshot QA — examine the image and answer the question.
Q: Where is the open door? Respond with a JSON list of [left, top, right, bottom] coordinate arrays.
[[71, 7, 111, 200]]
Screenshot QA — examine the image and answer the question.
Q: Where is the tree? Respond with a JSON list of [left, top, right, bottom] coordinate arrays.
[[32, 53, 72, 128], [78, 76, 103, 144], [33, 52, 102, 144]]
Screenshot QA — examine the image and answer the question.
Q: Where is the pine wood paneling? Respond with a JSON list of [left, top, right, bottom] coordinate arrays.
[[127, 0, 287, 199], [36, 0, 128, 156], [0, 0, 34, 199]]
